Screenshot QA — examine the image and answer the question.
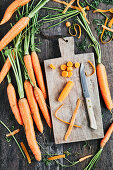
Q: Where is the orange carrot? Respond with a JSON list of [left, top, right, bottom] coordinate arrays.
[[68, 71, 73, 78], [85, 60, 95, 77], [66, 21, 71, 28], [64, 99, 81, 140], [6, 129, 20, 137], [58, 81, 74, 102], [18, 98, 41, 161], [96, 63, 113, 111], [34, 86, 52, 128], [24, 54, 37, 86], [62, 71, 68, 77], [102, 25, 113, 33], [100, 123, 113, 148], [0, 0, 31, 25], [67, 66, 73, 71], [20, 142, 31, 164], [31, 51, 47, 99], [79, 155, 92, 162], [7, 83, 23, 125], [67, 61, 73, 67], [49, 64, 56, 69], [0, 17, 30, 52], [61, 64, 67, 71], [48, 154, 65, 160], [75, 62, 80, 68], [0, 55, 15, 84], [108, 17, 113, 28], [24, 80, 43, 133], [62, 0, 75, 14]]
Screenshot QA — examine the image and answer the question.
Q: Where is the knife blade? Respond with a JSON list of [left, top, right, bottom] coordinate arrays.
[[80, 63, 97, 130]]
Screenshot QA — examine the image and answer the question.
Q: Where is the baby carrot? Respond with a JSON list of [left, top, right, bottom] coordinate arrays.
[[24, 80, 43, 133], [58, 81, 74, 102], [20, 142, 31, 164], [6, 129, 20, 137], [64, 99, 81, 140], [7, 83, 23, 125], [48, 154, 65, 160]]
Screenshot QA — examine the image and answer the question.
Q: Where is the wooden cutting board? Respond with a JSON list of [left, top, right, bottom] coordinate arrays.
[[44, 37, 104, 144]]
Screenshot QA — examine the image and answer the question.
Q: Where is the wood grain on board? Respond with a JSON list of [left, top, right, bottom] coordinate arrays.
[[44, 37, 104, 144]]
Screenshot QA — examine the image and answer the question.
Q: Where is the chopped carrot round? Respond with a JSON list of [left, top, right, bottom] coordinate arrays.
[[49, 64, 56, 69], [66, 21, 71, 27], [62, 71, 68, 77], [67, 66, 73, 71], [75, 62, 80, 68], [61, 64, 67, 71], [68, 71, 73, 77], [86, 6, 90, 11], [67, 61, 73, 67]]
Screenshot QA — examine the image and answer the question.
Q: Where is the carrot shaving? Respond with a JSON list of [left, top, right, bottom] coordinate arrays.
[[79, 154, 92, 162], [85, 60, 95, 77], [6, 129, 20, 137], [62, 0, 75, 14], [74, 24, 81, 38], [77, 0, 90, 24], [53, 0, 80, 11], [20, 142, 31, 164], [100, 18, 113, 44], [102, 25, 113, 33], [93, 8, 113, 13], [55, 104, 82, 128], [69, 25, 77, 36], [48, 154, 65, 160]]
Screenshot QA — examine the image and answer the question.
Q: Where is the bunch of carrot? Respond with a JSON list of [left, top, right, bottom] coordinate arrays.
[[0, 0, 51, 162]]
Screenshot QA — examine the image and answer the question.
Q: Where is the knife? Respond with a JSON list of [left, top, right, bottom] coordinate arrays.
[[80, 63, 97, 130]]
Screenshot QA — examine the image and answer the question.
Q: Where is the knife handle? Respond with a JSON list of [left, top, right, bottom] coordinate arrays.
[[86, 97, 97, 130]]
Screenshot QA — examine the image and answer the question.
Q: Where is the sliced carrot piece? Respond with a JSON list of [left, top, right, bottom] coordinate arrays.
[[49, 64, 56, 69], [62, 71, 68, 77], [66, 21, 71, 28], [61, 64, 67, 71], [67, 61, 73, 67], [68, 71, 73, 77], [75, 62, 80, 68]]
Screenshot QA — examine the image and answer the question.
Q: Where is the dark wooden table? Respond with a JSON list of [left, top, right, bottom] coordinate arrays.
[[0, 0, 113, 170]]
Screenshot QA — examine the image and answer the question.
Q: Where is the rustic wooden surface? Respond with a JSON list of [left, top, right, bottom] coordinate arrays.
[[44, 37, 104, 144], [0, 0, 113, 170]]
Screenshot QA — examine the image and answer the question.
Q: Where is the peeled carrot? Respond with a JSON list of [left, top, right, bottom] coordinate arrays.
[[64, 99, 81, 140], [34, 86, 52, 128], [100, 123, 113, 148], [0, 56, 15, 84], [24, 54, 37, 86], [0, 17, 30, 52], [48, 154, 65, 160], [20, 142, 31, 164], [24, 80, 43, 133], [0, 0, 31, 25], [18, 98, 41, 161], [7, 83, 23, 125], [31, 51, 47, 99], [96, 63, 113, 111], [58, 81, 74, 102], [6, 129, 20, 137]]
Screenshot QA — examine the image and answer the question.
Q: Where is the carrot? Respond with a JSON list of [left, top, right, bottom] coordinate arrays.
[[34, 86, 52, 128], [31, 51, 47, 99], [68, 71, 73, 77], [85, 60, 95, 77], [84, 123, 113, 170], [55, 104, 82, 128], [100, 123, 113, 148], [67, 66, 73, 71], [48, 154, 65, 160], [102, 25, 113, 33], [6, 129, 20, 137], [18, 98, 41, 161], [75, 62, 80, 68], [64, 99, 81, 140], [49, 64, 56, 69], [62, 71, 68, 77], [58, 81, 74, 102], [24, 80, 43, 133], [62, 0, 75, 14], [74, 24, 81, 39], [61, 64, 67, 71], [67, 61, 73, 67], [0, 0, 31, 25], [7, 83, 23, 125], [20, 142, 31, 164], [79, 155, 92, 162], [0, 17, 30, 52], [96, 63, 113, 111], [108, 17, 113, 28], [66, 21, 71, 28], [0, 56, 15, 84], [24, 54, 37, 86], [69, 25, 77, 37]]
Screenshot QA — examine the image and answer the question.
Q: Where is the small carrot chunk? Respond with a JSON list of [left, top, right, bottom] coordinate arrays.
[[48, 154, 65, 160], [68, 71, 73, 77], [66, 21, 71, 27], [67, 61, 73, 67], [62, 71, 68, 77], [75, 62, 80, 68], [49, 64, 56, 69], [6, 129, 20, 137], [67, 66, 73, 71], [61, 64, 67, 71]]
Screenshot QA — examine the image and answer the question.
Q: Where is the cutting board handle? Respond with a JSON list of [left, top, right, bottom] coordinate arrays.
[[58, 37, 75, 58]]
